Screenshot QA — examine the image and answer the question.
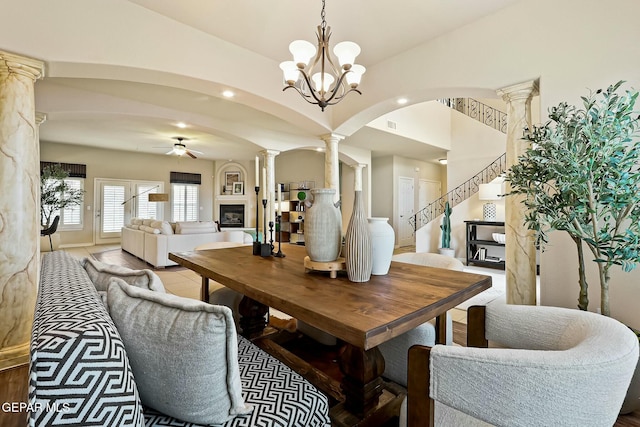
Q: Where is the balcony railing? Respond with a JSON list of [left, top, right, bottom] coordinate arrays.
[[439, 98, 507, 134], [410, 153, 506, 231]]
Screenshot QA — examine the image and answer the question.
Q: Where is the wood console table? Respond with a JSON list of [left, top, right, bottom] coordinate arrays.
[[169, 246, 491, 426]]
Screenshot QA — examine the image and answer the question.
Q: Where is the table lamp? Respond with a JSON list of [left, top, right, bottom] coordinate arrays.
[[478, 183, 502, 221]]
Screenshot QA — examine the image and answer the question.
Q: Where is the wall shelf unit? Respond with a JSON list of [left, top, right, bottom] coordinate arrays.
[[276, 181, 314, 245], [465, 220, 505, 270]]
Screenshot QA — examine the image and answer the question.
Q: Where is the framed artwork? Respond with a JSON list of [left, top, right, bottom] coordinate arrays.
[[225, 171, 241, 187], [232, 181, 244, 195]]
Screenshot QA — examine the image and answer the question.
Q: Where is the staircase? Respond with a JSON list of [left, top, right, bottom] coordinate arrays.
[[408, 98, 508, 233], [411, 152, 506, 232]]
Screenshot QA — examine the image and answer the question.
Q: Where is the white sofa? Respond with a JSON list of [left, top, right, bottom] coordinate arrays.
[[122, 219, 252, 268]]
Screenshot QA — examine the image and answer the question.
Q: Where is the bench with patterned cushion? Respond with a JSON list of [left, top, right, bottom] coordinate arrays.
[[30, 251, 330, 427]]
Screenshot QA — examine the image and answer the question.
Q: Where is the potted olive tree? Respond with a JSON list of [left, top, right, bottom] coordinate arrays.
[[40, 163, 84, 240], [505, 81, 640, 412]]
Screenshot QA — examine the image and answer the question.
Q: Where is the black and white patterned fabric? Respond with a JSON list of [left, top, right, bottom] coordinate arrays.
[[29, 251, 145, 427], [144, 335, 331, 426]]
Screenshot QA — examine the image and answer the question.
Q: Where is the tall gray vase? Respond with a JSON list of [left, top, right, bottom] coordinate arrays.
[[344, 190, 372, 282], [305, 188, 342, 262]]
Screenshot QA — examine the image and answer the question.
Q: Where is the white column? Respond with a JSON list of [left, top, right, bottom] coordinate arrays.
[[321, 133, 344, 203], [0, 51, 44, 370], [352, 163, 366, 192], [261, 149, 280, 236], [497, 80, 539, 306]]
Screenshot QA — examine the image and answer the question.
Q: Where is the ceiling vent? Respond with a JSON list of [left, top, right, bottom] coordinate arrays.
[[387, 120, 397, 130]]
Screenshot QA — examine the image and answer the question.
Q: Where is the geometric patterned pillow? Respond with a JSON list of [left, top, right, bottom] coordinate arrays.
[[29, 251, 145, 427]]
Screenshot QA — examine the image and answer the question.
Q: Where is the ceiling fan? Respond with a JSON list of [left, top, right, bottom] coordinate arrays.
[[164, 137, 202, 159]]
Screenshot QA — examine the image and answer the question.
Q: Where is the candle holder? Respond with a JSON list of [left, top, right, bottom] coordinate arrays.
[[260, 199, 272, 257], [274, 215, 286, 258], [253, 186, 261, 255], [268, 221, 275, 254]]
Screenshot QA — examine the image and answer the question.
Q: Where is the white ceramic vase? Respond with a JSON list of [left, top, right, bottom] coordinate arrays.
[[367, 217, 395, 275], [304, 188, 342, 262]]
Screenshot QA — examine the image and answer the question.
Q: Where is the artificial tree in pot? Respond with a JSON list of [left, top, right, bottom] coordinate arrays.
[[41, 163, 84, 228], [505, 81, 640, 412], [505, 81, 640, 317]]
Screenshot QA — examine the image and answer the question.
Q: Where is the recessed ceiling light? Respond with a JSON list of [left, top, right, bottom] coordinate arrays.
[[176, 122, 187, 129], [397, 98, 408, 105], [222, 90, 235, 98]]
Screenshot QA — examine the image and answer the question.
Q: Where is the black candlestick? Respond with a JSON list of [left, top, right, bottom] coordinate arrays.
[[268, 221, 274, 254], [260, 199, 272, 257], [252, 186, 261, 255], [274, 215, 285, 258]]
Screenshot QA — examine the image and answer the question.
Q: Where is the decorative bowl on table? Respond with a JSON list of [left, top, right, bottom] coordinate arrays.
[[492, 233, 506, 244]]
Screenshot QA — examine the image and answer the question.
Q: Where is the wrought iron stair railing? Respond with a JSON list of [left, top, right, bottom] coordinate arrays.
[[410, 153, 506, 232], [439, 98, 507, 134]]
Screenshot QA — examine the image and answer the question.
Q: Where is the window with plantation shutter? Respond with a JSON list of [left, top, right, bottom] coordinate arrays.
[[61, 179, 83, 228], [172, 183, 199, 222], [102, 185, 125, 233], [136, 184, 159, 219]]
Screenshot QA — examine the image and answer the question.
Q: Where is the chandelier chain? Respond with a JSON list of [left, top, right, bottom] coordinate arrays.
[[320, 0, 327, 31]]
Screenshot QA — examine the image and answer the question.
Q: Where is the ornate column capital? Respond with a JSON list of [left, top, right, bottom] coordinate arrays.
[[260, 149, 280, 159], [320, 133, 345, 144], [497, 79, 539, 104], [0, 51, 44, 81]]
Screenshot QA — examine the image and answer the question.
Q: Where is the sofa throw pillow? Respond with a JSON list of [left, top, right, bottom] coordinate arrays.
[[81, 258, 165, 293], [175, 221, 218, 234], [150, 220, 174, 235], [107, 278, 253, 425]]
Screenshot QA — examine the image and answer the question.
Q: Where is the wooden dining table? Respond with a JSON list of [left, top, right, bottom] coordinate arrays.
[[169, 245, 491, 426]]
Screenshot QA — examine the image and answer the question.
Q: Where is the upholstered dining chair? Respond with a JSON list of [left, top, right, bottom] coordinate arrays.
[[40, 215, 60, 252], [401, 301, 639, 427], [377, 252, 464, 387]]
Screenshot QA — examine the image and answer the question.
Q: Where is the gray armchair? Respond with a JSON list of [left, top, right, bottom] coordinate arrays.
[[377, 252, 464, 386], [402, 302, 639, 427]]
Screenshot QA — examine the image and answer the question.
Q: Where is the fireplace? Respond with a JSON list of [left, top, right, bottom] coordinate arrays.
[[219, 204, 245, 228]]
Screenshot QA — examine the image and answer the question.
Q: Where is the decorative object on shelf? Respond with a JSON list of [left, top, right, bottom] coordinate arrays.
[[297, 191, 307, 201], [304, 188, 342, 262], [478, 182, 502, 221], [367, 217, 395, 275], [232, 181, 244, 195], [492, 233, 506, 244], [279, 0, 365, 111], [438, 201, 454, 257], [344, 190, 372, 282]]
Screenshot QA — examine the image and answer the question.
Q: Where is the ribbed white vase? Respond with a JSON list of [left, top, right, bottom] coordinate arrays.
[[344, 191, 372, 282], [304, 188, 342, 262], [367, 217, 395, 275]]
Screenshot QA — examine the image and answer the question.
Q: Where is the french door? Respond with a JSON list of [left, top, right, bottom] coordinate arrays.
[[94, 179, 164, 244]]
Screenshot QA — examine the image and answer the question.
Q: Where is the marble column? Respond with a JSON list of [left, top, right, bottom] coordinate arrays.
[[321, 133, 344, 203], [261, 149, 280, 237], [352, 163, 365, 192], [0, 51, 44, 370], [497, 80, 539, 305]]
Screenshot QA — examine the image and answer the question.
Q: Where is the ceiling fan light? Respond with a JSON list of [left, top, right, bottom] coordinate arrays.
[[174, 144, 187, 156], [346, 64, 366, 88], [311, 72, 335, 93], [279, 61, 299, 85], [289, 40, 316, 68], [333, 41, 360, 69]]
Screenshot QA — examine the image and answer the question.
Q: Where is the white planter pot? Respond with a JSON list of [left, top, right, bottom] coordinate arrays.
[[438, 247, 455, 257], [620, 343, 640, 414], [367, 217, 395, 275]]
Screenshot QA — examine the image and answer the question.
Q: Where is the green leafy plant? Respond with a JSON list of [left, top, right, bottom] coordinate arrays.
[[440, 201, 452, 249], [40, 164, 85, 228], [505, 81, 640, 316]]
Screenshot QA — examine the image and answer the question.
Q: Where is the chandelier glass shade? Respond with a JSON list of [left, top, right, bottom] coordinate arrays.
[[279, 0, 365, 111]]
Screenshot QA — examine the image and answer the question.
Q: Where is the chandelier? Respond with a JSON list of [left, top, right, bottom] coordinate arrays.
[[279, 0, 365, 111]]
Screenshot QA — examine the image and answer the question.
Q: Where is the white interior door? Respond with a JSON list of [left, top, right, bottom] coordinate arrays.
[[398, 176, 415, 247], [95, 179, 131, 243]]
